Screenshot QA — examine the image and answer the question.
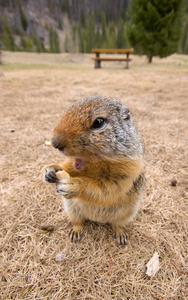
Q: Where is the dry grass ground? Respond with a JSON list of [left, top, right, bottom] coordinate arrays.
[[0, 51, 188, 300]]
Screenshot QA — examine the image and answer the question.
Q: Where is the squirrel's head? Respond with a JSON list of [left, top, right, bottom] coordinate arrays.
[[52, 95, 143, 168]]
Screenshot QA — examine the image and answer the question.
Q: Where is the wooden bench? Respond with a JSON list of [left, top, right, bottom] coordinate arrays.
[[92, 48, 133, 69]]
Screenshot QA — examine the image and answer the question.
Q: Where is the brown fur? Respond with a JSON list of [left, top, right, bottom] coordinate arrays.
[[43, 96, 145, 245]]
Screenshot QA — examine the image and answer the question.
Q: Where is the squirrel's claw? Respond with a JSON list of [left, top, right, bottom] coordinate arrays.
[[45, 170, 59, 183], [68, 224, 84, 242], [56, 179, 80, 199], [69, 229, 81, 242], [42, 164, 62, 183], [113, 227, 128, 246], [56, 181, 74, 198]]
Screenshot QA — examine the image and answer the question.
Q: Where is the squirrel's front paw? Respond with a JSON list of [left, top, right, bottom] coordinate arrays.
[[42, 164, 62, 183], [56, 178, 81, 199]]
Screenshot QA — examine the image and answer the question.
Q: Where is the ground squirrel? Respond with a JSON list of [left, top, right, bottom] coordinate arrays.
[[42, 95, 144, 246]]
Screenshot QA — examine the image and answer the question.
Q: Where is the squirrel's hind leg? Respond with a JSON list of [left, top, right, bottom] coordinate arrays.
[[69, 223, 85, 243], [63, 199, 85, 243], [113, 226, 128, 246]]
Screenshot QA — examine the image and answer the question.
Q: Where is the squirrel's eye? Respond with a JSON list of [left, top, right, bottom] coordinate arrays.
[[92, 118, 105, 129]]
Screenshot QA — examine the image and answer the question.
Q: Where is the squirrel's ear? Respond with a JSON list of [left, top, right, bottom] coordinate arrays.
[[122, 107, 130, 120], [123, 112, 130, 120], [116, 104, 130, 120]]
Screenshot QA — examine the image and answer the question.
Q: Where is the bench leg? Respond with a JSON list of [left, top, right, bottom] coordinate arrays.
[[95, 60, 101, 68], [126, 53, 129, 69]]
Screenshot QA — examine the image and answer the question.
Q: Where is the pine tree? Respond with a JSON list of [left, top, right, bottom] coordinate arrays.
[[58, 17, 63, 30], [19, 4, 28, 32], [32, 30, 46, 53], [95, 25, 101, 48], [80, 6, 86, 28], [101, 11, 107, 41], [2, 18, 15, 51], [107, 22, 116, 48], [116, 18, 126, 48], [64, 34, 69, 52], [0, 41, 3, 65], [181, 16, 188, 53], [49, 26, 60, 53], [53, 29, 60, 53], [77, 24, 84, 53], [72, 24, 77, 52], [19, 35, 34, 52], [127, 0, 185, 62], [87, 12, 95, 52], [61, 0, 70, 19], [32, 30, 41, 52]]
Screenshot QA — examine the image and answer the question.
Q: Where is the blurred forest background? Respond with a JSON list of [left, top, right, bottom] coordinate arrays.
[[0, 0, 188, 55]]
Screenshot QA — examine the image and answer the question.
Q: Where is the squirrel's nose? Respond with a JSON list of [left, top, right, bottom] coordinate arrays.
[[52, 136, 64, 151]]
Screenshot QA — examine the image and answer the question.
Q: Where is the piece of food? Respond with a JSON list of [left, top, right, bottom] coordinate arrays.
[[56, 170, 70, 180], [146, 252, 160, 277]]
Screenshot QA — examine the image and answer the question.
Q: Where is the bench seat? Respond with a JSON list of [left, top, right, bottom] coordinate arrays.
[[92, 57, 132, 61], [92, 48, 133, 69]]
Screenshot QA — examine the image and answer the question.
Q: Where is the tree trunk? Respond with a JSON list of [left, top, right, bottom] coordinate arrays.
[[148, 55, 153, 63]]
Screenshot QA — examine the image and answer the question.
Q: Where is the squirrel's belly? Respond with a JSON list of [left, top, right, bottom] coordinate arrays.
[[62, 197, 139, 224], [80, 203, 122, 223]]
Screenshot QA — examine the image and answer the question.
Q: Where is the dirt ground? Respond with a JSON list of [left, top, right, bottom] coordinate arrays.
[[0, 52, 188, 299]]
